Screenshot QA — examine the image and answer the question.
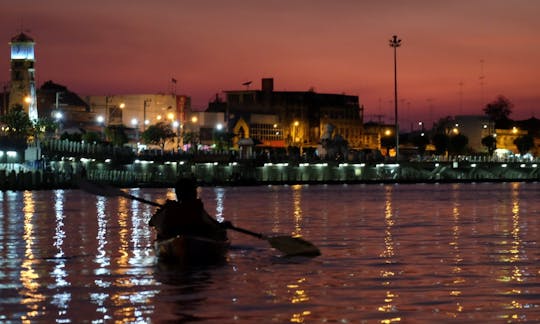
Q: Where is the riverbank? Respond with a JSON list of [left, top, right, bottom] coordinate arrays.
[[1, 159, 538, 191]]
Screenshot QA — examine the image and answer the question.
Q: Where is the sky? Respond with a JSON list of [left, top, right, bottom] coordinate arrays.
[[1, 0, 539, 128]]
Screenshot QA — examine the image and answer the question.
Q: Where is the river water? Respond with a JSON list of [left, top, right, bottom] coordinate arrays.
[[1, 182, 539, 323]]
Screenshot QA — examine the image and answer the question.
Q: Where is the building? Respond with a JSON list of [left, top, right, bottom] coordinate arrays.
[[37, 81, 92, 132], [85, 94, 191, 134], [453, 115, 495, 153], [495, 127, 528, 155], [207, 78, 364, 151], [8, 32, 38, 120]]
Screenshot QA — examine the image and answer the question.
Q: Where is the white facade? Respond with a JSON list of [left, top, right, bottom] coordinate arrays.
[[85, 94, 190, 132]]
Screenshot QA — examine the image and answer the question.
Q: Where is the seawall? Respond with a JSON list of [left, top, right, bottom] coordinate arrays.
[[1, 160, 538, 191]]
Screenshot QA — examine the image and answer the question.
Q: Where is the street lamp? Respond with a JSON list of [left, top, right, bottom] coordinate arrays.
[[389, 34, 402, 161]]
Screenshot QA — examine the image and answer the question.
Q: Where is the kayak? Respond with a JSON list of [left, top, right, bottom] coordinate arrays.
[[155, 235, 230, 265]]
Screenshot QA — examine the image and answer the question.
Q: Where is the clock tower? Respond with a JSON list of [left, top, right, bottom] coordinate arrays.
[[9, 32, 38, 121]]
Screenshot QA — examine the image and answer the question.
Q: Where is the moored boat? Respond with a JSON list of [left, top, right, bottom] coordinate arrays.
[[155, 235, 230, 265]]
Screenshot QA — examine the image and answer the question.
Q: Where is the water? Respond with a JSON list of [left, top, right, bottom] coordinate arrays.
[[1, 182, 539, 323]]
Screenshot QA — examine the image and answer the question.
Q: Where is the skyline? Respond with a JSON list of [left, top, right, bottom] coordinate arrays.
[[1, 1, 539, 128]]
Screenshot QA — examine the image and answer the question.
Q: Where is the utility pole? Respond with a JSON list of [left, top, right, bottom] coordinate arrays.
[[143, 98, 151, 131], [389, 35, 402, 161]]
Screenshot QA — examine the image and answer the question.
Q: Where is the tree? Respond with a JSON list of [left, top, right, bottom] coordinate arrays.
[[448, 134, 469, 155], [141, 122, 176, 151], [212, 129, 234, 151], [432, 116, 453, 135], [182, 131, 200, 152], [432, 133, 449, 155], [483, 95, 513, 128], [481, 135, 497, 155], [411, 134, 430, 156], [105, 125, 129, 147], [33, 117, 58, 140], [513, 135, 534, 155], [60, 132, 82, 142], [82, 131, 102, 144], [0, 105, 33, 138]]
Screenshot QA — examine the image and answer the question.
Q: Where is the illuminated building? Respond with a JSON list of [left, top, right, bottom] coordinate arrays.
[[208, 78, 364, 150], [9, 32, 38, 120]]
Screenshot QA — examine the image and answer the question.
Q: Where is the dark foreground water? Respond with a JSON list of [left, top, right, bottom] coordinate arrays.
[[1, 182, 539, 323]]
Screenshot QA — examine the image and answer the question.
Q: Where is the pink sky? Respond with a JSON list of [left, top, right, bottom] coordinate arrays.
[[1, 0, 539, 128]]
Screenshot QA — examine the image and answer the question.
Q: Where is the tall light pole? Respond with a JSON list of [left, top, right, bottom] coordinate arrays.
[[389, 35, 402, 161]]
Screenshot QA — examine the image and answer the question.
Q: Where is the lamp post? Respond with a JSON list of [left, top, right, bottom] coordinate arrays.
[[172, 120, 181, 151], [54, 111, 63, 138], [131, 118, 139, 144], [96, 115, 105, 140], [389, 35, 402, 161], [143, 98, 151, 131]]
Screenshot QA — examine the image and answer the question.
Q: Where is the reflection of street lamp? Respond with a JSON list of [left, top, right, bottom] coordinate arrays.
[[389, 34, 402, 161]]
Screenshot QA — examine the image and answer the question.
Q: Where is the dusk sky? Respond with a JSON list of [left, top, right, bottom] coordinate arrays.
[[1, 0, 539, 128]]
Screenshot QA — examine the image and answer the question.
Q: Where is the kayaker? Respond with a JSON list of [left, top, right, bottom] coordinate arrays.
[[148, 177, 228, 241]]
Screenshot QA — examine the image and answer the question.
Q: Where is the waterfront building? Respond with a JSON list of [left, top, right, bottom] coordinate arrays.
[[495, 126, 528, 155], [207, 78, 365, 151], [183, 110, 226, 148], [8, 32, 38, 120], [453, 115, 495, 153], [37, 81, 92, 132], [362, 122, 396, 156], [85, 93, 191, 136]]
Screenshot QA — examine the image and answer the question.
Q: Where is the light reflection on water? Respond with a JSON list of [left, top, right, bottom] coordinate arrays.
[[0, 182, 539, 322]]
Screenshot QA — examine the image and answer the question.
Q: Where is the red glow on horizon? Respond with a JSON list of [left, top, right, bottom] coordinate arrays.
[[1, 1, 539, 127]]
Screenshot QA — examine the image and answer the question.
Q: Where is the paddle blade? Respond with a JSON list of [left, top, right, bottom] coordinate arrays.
[[267, 236, 321, 257]]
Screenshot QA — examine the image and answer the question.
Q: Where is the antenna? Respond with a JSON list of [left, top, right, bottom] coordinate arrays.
[[479, 59, 485, 107]]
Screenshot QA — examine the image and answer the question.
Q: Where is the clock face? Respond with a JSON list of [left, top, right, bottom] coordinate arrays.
[[11, 43, 34, 60]]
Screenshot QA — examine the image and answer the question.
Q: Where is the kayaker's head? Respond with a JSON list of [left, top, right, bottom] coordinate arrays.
[[175, 177, 197, 201]]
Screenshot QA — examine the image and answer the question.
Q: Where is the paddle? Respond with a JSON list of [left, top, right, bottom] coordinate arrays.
[[78, 180, 321, 257]]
